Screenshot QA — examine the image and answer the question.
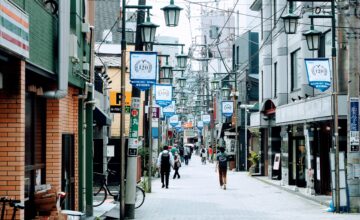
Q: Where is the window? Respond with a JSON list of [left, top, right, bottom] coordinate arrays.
[[274, 62, 277, 98], [291, 49, 301, 91]]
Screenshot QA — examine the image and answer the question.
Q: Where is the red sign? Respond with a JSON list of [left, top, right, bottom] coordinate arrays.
[[131, 109, 138, 117]]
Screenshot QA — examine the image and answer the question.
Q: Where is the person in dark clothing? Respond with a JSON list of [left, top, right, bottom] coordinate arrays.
[[173, 152, 181, 179], [216, 147, 228, 190], [157, 146, 174, 188]]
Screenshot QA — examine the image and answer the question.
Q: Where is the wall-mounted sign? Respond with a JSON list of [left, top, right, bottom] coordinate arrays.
[[130, 51, 157, 90], [350, 98, 359, 150], [305, 58, 331, 92], [155, 84, 172, 107], [163, 100, 175, 118], [0, 0, 29, 58], [109, 91, 131, 113], [169, 115, 179, 127], [202, 114, 211, 124], [222, 101, 234, 117]]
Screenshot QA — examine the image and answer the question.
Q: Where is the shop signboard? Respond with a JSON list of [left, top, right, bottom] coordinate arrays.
[[305, 58, 331, 92], [130, 51, 157, 91], [129, 97, 141, 139], [197, 121, 204, 130], [0, 0, 29, 58], [350, 98, 359, 151], [110, 91, 131, 113]]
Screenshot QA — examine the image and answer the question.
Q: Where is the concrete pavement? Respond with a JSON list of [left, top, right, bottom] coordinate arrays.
[[133, 155, 359, 220]]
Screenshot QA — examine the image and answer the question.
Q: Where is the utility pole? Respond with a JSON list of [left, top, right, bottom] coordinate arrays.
[[347, 0, 360, 213], [125, 0, 145, 218]]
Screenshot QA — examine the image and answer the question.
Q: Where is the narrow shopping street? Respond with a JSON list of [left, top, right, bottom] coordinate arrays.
[[133, 156, 359, 220]]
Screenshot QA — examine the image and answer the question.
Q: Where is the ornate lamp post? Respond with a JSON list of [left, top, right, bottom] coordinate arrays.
[[161, 0, 183, 27], [282, 0, 340, 212]]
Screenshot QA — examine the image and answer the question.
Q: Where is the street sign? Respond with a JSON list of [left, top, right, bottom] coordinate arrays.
[[305, 58, 331, 92], [110, 91, 131, 113], [222, 101, 234, 117], [350, 98, 359, 151], [130, 51, 157, 91]]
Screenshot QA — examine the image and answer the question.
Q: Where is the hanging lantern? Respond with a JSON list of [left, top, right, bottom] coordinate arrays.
[[281, 13, 300, 34], [303, 29, 322, 51], [161, 0, 183, 27], [221, 86, 230, 98], [178, 77, 186, 88], [139, 15, 159, 44]]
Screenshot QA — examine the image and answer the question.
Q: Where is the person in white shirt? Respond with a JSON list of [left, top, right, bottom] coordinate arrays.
[[157, 146, 174, 188]]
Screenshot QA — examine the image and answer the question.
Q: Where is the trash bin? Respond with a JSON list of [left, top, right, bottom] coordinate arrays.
[[60, 210, 85, 220]]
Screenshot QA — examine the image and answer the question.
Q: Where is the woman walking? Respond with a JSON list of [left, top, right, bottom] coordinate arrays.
[[173, 152, 181, 179]]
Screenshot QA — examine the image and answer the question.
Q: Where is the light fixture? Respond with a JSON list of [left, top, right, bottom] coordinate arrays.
[[176, 46, 188, 69], [161, 56, 173, 78], [178, 77, 186, 88], [139, 10, 159, 44], [281, 13, 300, 34], [303, 28, 322, 51], [221, 86, 230, 99], [161, 0, 183, 27], [211, 79, 219, 90]]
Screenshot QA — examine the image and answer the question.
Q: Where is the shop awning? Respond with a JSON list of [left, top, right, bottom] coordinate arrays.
[[93, 107, 112, 126]]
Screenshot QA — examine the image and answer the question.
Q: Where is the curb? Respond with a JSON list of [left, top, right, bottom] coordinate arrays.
[[253, 176, 331, 207]]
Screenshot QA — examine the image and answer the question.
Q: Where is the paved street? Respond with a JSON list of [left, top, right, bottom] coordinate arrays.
[[134, 155, 359, 220]]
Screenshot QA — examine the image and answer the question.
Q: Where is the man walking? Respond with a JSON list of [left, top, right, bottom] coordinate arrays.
[[157, 145, 174, 188], [216, 147, 228, 190]]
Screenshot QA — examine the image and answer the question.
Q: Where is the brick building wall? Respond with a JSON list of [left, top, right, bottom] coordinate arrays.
[[0, 59, 25, 219], [46, 87, 79, 210]]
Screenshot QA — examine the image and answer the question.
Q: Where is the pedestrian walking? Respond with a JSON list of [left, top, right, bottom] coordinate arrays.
[[208, 146, 213, 163], [184, 145, 190, 165], [173, 152, 181, 179], [179, 145, 185, 163], [157, 145, 174, 188], [200, 146, 206, 165], [216, 147, 228, 190]]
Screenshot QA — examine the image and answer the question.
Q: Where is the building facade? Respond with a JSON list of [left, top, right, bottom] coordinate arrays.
[[249, 0, 359, 211], [0, 0, 93, 218]]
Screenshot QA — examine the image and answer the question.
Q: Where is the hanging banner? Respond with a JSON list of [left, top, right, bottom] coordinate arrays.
[[202, 114, 211, 125], [163, 100, 176, 118], [305, 58, 331, 92], [197, 121, 204, 130], [130, 51, 157, 91], [175, 123, 183, 132], [169, 115, 179, 127], [222, 101, 234, 117], [350, 98, 359, 151], [155, 84, 173, 107]]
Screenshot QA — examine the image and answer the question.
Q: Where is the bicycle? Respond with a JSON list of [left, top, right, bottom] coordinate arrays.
[[0, 197, 24, 220], [93, 169, 145, 209]]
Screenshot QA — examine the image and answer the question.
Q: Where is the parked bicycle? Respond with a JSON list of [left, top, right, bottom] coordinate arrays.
[[0, 197, 24, 220], [93, 169, 145, 209]]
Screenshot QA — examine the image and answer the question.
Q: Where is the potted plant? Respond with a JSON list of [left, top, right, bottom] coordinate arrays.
[[248, 151, 260, 175]]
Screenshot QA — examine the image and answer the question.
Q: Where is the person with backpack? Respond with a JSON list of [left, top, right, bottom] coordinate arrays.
[[200, 146, 206, 165], [173, 152, 181, 179], [216, 147, 228, 190], [157, 145, 174, 188], [179, 145, 185, 163]]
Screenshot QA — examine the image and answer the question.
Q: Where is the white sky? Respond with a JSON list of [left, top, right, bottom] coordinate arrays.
[[124, 0, 261, 50]]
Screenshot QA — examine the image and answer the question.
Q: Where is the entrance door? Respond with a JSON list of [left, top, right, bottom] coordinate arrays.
[[289, 138, 306, 187], [62, 134, 75, 210]]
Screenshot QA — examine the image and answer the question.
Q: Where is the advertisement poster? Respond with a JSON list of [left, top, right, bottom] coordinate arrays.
[[169, 115, 179, 127], [130, 51, 157, 90], [222, 101, 234, 117], [163, 100, 176, 118], [155, 84, 173, 107], [202, 114, 211, 124], [304, 58, 331, 92]]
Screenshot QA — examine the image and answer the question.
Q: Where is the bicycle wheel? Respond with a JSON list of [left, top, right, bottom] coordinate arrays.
[[107, 184, 120, 201], [135, 186, 145, 209], [93, 186, 107, 207]]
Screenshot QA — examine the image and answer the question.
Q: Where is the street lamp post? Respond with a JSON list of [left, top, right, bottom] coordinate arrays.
[[240, 104, 255, 170], [282, 0, 340, 213]]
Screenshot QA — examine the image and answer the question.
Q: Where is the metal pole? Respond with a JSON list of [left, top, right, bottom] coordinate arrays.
[[120, 0, 126, 219], [148, 84, 153, 193], [234, 71, 239, 171], [330, 0, 340, 213], [244, 108, 247, 170]]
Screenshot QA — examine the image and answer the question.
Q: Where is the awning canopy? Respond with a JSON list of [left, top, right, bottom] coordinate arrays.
[[93, 107, 112, 126]]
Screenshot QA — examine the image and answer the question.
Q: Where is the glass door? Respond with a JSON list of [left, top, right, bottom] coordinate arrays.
[[296, 139, 306, 187]]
